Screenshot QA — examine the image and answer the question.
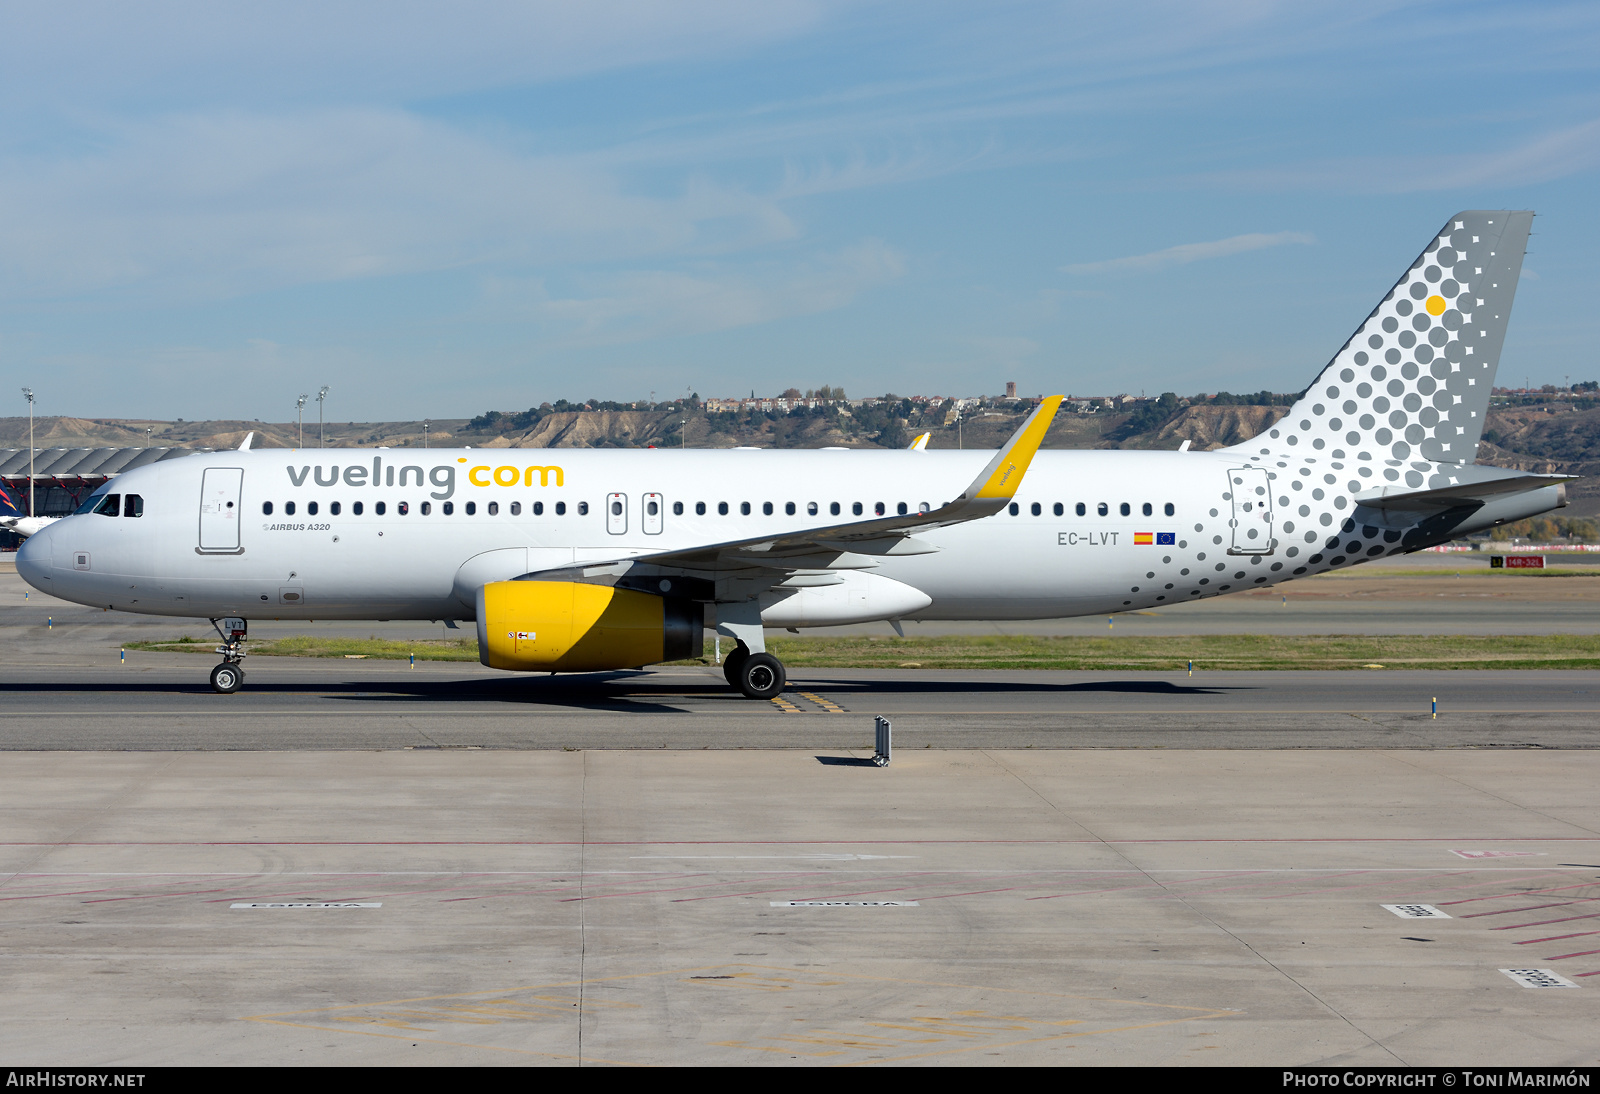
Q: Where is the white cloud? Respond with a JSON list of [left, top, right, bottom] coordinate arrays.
[[0, 109, 800, 300], [1198, 118, 1600, 194], [507, 238, 905, 346], [0, 1, 828, 107], [1061, 231, 1313, 275]]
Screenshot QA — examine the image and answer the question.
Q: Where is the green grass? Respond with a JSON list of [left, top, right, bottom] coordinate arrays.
[[127, 635, 480, 661], [126, 633, 1600, 670], [757, 634, 1600, 670]]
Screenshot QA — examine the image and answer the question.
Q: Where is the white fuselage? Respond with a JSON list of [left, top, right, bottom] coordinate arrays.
[[15, 445, 1559, 625]]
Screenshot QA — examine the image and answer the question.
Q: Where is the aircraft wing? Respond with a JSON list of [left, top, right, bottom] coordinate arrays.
[[524, 396, 1063, 584]]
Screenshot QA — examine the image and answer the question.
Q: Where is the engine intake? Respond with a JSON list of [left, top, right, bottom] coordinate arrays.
[[476, 580, 703, 672]]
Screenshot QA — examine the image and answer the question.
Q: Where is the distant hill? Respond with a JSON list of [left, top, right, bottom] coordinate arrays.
[[4, 396, 1596, 515]]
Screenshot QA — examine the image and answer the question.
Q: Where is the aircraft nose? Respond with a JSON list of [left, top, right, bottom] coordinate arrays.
[[15, 523, 55, 591]]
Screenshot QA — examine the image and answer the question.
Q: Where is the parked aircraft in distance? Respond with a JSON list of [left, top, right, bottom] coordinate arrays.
[[17, 211, 1566, 698], [0, 484, 58, 539]]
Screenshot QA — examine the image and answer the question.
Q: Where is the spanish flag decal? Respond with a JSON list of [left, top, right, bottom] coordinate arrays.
[[1134, 532, 1154, 545]]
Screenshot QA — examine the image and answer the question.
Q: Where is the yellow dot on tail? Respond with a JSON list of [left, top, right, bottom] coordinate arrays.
[[1426, 294, 1447, 316]]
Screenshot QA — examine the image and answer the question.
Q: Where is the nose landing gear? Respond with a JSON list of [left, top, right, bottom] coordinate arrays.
[[209, 616, 248, 694]]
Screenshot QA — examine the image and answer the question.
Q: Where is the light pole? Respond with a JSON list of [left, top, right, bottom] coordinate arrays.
[[145, 427, 152, 449], [423, 419, 430, 449], [316, 386, 329, 447], [296, 394, 308, 448], [20, 388, 33, 517]]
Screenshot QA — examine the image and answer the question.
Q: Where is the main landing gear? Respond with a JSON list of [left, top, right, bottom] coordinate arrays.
[[721, 641, 787, 701], [209, 616, 248, 694]]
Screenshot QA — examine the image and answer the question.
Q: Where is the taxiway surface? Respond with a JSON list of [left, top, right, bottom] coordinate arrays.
[[1, 749, 1595, 1066], [3, 557, 1598, 1066]]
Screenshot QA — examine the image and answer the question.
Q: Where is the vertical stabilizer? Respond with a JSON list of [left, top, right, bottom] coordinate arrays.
[[1231, 210, 1532, 466]]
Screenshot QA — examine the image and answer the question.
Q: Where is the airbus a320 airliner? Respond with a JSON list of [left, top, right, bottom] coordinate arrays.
[[17, 211, 1568, 698]]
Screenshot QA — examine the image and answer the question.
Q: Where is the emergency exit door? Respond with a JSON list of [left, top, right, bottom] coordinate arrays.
[[199, 468, 244, 553]]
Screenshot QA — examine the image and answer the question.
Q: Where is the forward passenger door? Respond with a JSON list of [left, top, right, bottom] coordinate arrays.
[[198, 468, 244, 553]]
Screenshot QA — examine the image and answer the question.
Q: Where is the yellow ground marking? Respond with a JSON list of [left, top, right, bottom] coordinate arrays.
[[796, 691, 847, 713], [770, 696, 805, 713], [242, 963, 1239, 1066], [686, 966, 1237, 1064]]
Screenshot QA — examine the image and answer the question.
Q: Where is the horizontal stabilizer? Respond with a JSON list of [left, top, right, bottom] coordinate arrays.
[[1354, 472, 1573, 511]]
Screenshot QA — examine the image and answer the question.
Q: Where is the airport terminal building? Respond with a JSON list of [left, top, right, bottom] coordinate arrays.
[[0, 447, 197, 547]]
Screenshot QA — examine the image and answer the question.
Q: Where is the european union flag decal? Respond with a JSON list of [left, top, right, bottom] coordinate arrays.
[[1156, 532, 1176, 545]]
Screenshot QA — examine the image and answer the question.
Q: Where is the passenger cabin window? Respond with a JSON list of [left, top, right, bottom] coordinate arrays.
[[375, 501, 386, 515], [262, 501, 273, 516], [1142, 502, 1152, 516], [830, 502, 840, 516], [1008, 502, 1019, 516], [1076, 503, 1086, 516], [1120, 502, 1131, 516], [467, 501, 478, 516], [93, 494, 121, 517], [1053, 503, 1064, 516], [673, 501, 684, 516], [786, 502, 796, 515], [1096, 502, 1107, 516], [808, 502, 819, 516], [554, 502, 565, 516], [740, 502, 751, 515], [762, 502, 773, 516], [897, 502, 907, 515], [442, 501, 453, 515], [307, 501, 319, 516], [330, 501, 341, 515], [696, 502, 706, 515], [852, 502, 863, 516], [874, 502, 885, 516], [286, 501, 297, 516], [398, 501, 408, 515], [1031, 502, 1041, 516], [718, 502, 729, 515], [1164, 502, 1175, 516], [577, 502, 589, 516], [421, 502, 432, 515], [353, 501, 364, 516], [124, 495, 143, 518]]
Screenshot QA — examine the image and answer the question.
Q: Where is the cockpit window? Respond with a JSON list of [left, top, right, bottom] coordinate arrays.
[[123, 494, 143, 518], [74, 490, 111, 516], [93, 494, 122, 517]]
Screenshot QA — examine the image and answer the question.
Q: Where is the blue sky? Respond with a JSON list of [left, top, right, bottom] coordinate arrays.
[[1, 1, 1597, 421]]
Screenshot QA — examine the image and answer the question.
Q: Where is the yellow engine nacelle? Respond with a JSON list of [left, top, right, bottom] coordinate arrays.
[[475, 580, 703, 672]]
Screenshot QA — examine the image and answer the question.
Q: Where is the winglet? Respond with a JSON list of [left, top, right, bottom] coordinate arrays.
[[907, 432, 930, 451], [963, 396, 1063, 501], [238, 432, 254, 451]]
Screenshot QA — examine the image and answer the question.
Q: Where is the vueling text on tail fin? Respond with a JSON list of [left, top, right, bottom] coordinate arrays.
[[1231, 210, 1531, 467]]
